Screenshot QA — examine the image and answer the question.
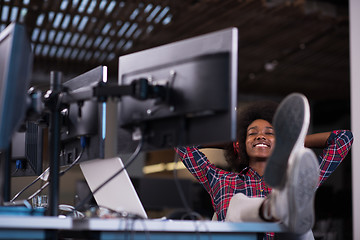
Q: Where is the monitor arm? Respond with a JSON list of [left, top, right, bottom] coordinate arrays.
[[60, 78, 168, 105]]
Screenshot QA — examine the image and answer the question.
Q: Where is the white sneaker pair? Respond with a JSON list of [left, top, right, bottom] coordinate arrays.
[[264, 93, 319, 235]]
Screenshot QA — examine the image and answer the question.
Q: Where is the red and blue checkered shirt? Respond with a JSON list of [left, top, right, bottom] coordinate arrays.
[[175, 130, 353, 239]]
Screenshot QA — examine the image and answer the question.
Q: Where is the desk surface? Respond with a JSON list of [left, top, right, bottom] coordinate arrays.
[[0, 215, 288, 240], [0, 215, 285, 232]]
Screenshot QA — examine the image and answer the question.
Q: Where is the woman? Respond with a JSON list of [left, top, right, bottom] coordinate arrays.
[[175, 94, 353, 239]]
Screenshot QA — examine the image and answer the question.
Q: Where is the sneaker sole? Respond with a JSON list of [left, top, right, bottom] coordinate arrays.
[[287, 148, 319, 234], [264, 93, 310, 189]]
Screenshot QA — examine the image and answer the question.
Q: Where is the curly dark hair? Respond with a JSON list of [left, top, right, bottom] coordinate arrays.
[[224, 100, 278, 172]]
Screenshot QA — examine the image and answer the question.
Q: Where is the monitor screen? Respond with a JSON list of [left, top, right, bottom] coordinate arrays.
[[117, 28, 238, 152], [0, 22, 33, 151]]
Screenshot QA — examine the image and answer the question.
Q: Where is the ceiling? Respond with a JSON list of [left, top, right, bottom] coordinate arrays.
[[0, 0, 351, 108]]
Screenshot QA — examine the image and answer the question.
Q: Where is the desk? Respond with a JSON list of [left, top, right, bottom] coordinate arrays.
[[0, 215, 287, 240]]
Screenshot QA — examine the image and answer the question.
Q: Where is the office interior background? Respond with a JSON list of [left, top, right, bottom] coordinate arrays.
[[0, 0, 354, 239]]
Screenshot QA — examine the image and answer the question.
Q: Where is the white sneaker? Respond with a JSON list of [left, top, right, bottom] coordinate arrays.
[[264, 93, 310, 189], [268, 148, 319, 234]]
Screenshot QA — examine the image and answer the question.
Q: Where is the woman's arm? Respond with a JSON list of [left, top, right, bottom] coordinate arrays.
[[312, 130, 354, 186], [175, 146, 222, 193], [305, 132, 332, 148]]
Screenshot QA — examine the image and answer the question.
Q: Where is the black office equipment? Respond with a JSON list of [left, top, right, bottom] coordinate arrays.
[[0, 22, 33, 203], [0, 22, 33, 151], [59, 66, 116, 166], [11, 122, 44, 177], [117, 28, 238, 152]]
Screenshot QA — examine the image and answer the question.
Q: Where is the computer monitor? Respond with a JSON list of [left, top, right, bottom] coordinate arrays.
[[59, 66, 117, 166], [117, 28, 238, 152], [11, 121, 44, 177], [0, 22, 33, 151]]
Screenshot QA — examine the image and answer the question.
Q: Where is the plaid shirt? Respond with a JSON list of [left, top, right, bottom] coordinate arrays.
[[175, 130, 353, 239]]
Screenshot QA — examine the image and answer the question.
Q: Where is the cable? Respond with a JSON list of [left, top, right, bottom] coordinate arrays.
[[27, 181, 49, 201], [26, 146, 85, 201], [16, 87, 74, 202], [173, 158, 201, 240], [172, 117, 203, 221], [59, 204, 85, 218], [59, 137, 86, 176], [12, 168, 19, 175], [173, 153, 213, 240], [137, 218, 150, 240], [75, 137, 144, 211], [173, 153, 205, 221], [12, 160, 23, 175], [173, 154, 192, 214], [11, 167, 50, 202], [11, 137, 86, 203]]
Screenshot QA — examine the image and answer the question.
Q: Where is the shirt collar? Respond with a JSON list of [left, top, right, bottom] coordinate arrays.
[[240, 166, 263, 179]]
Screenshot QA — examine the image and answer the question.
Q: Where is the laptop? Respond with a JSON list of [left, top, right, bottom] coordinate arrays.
[[79, 157, 148, 219]]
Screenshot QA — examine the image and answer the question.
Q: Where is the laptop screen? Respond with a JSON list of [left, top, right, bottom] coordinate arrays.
[[80, 157, 148, 219]]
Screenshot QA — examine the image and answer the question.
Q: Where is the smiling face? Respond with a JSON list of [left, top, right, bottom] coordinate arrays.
[[245, 119, 275, 163]]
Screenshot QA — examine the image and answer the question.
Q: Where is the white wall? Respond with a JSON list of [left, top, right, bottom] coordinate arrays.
[[350, 0, 360, 239]]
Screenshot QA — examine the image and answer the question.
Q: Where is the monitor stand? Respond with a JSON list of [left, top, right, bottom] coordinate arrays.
[[0, 149, 11, 205]]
